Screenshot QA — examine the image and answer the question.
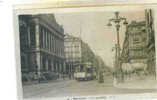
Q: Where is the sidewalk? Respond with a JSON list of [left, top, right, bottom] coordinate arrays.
[[22, 77, 71, 86], [114, 75, 157, 89]]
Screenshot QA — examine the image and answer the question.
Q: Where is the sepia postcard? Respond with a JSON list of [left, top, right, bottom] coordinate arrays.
[[13, 2, 157, 100]]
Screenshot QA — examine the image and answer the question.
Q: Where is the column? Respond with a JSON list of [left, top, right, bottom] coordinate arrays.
[[54, 37, 55, 53], [43, 28, 46, 49], [42, 28, 44, 49], [71, 63, 73, 78], [61, 62, 63, 73], [47, 31, 50, 51], [40, 54, 43, 71], [51, 35, 53, 53], [49, 33, 51, 52], [58, 40, 60, 56], [57, 62, 59, 73], [55, 39, 57, 54], [63, 61, 65, 73], [70, 63, 72, 73], [59, 62, 61, 73], [62, 41, 65, 58], [54, 61, 56, 72], [27, 26, 31, 47], [47, 32, 48, 50], [53, 36, 55, 53], [48, 32, 50, 51], [55, 38, 58, 56], [48, 59, 51, 71], [50, 33, 51, 52], [51, 59, 54, 71], [55, 37, 57, 54], [55, 62, 57, 72], [58, 62, 61, 73], [46, 58, 49, 72], [34, 18, 41, 76], [52, 36, 54, 53], [45, 30, 48, 49], [69, 63, 71, 73]]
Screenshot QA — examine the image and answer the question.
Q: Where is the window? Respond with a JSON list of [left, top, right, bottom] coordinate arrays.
[[30, 24, 36, 47], [133, 37, 140, 44]]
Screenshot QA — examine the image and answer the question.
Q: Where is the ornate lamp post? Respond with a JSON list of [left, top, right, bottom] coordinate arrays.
[[107, 11, 128, 82]]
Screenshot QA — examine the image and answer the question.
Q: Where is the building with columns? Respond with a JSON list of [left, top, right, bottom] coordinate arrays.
[[19, 14, 66, 77]]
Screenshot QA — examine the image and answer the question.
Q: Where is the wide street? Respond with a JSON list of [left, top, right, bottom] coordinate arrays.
[[23, 75, 157, 99]]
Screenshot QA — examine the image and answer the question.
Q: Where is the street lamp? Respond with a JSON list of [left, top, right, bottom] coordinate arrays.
[[107, 11, 128, 82]]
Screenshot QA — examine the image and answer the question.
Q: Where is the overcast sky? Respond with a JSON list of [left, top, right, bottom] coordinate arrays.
[[54, 10, 145, 68]]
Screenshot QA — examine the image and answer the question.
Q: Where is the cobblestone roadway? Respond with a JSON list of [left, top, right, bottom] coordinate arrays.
[[23, 75, 157, 98]]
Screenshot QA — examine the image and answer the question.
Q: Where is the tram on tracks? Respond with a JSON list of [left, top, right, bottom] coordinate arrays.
[[74, 62, 95, 81]]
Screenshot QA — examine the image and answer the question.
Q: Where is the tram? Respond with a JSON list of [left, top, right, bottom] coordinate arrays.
[[74, 62, 94, 81]]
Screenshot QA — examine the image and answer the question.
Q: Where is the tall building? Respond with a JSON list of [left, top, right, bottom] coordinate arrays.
[[64, 34, 96, 75], [121, 21, 148, 64], [64, 34, 82, 74], [121, 9, 156, 74], [145, 9, 156, 74], [127, 21, 147, 63], [19, 14, 66, 77]]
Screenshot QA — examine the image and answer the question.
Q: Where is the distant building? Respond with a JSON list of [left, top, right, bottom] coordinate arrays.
[[64, 34, 82, 74], [121, 9, 156, 74], [64, 34, 96, 75], [19, 14, 66, 76]]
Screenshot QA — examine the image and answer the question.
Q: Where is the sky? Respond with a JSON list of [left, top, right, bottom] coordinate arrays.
[[54, 10, 145, 68]]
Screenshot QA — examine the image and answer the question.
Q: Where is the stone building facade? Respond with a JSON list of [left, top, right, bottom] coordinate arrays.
[[19, 14, 65, 77], [121, 21, 148, 64], [64, 34, 96, 75], [145, 9, 156, 74], [64, 34, 82, 74], [127, 21, 147, 63], [121, 9, 156, 74]]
